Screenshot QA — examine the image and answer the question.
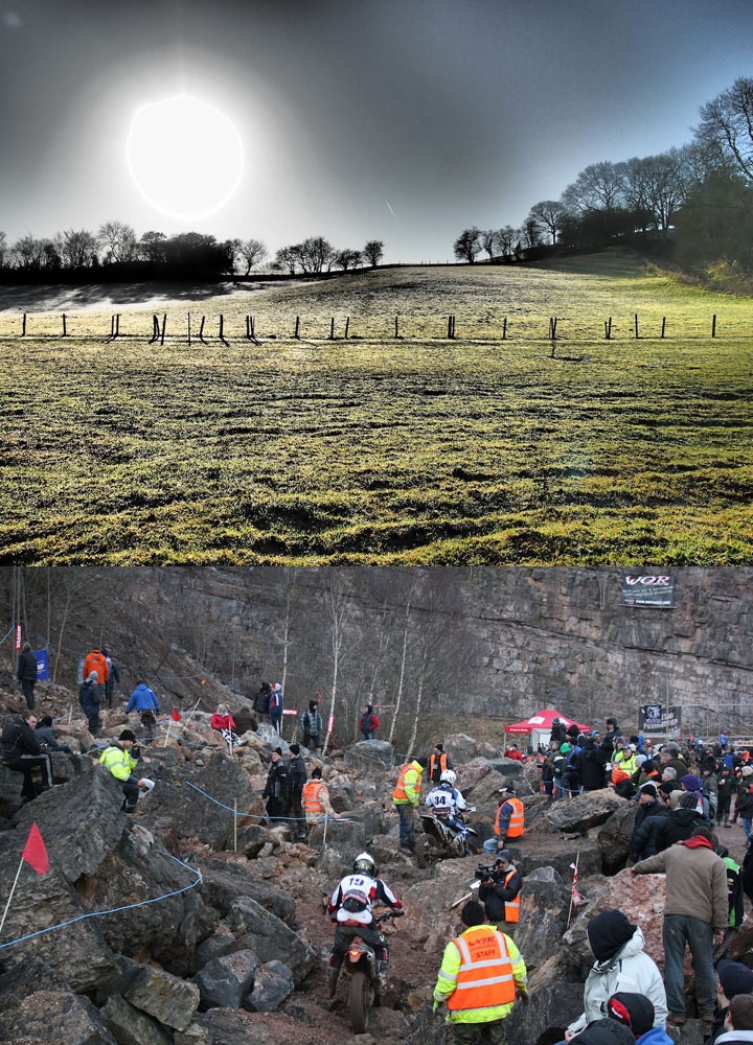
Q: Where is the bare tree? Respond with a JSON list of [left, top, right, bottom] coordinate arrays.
[[238, 238, 268, 275], [528, 201, 566, 245], [97, 221, 138, 263], [480, 229, 497, 261], [695, 77, 753, 182], [139, 231, 167, 264], [453, 227, 482, 263], [388, 584, 414, 745], [562, 161, 628, 214], [60, 228, 98, 268], [334, 248, 362, 272], [496, 225, 516, 258], [321, 577, 352, 756], [300, 236, 334, 274], [0, 230, 6, 268], [363, 240, 384, 267]]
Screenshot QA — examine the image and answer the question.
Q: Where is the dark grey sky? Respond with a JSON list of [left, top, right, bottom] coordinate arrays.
[[2, 0, 752, 263]]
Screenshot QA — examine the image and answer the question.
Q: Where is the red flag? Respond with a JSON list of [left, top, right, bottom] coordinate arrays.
[[171, 708, 181, 722], [22, 823, 49, 876]]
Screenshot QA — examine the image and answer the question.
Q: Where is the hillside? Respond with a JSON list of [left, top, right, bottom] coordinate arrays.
[[2, 255, 753, 564]]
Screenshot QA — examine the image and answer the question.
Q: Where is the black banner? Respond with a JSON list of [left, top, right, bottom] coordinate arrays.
[[621, 573, 674, 608], [639, 704, 682, 734]]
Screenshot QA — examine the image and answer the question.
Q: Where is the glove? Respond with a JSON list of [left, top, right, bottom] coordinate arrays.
[[392, 908, 405, 917], [432, 1000, 440, 1013]]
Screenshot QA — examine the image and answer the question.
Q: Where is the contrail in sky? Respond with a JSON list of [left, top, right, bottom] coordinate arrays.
[[386, 201, 398, 222]]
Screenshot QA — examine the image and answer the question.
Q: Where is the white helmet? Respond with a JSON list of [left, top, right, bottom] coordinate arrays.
[[353, 852, 377, 877], [440, 769, 457, 786]]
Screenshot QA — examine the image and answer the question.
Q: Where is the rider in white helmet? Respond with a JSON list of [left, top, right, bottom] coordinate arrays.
[[426, 769, 467, 819], [327, 851, 404, 997]]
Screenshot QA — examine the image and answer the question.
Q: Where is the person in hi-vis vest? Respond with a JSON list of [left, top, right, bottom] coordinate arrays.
[[433, 899, 528, 1043], [483, 785, 525, 854]]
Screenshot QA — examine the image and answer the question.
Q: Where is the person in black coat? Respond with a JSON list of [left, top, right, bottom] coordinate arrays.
[[79, 672, 103, 735], [1, 712, 53, 801], [632, 793, 707, 860], [580, 736, 610, 791], [16, 642, 38, 711], [263, 747, 290, 821], [628, 783, 669, 862], [287, 743, 308, 841]]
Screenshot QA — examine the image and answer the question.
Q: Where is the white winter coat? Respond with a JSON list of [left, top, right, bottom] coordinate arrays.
[[567, 926, 668, 1035]]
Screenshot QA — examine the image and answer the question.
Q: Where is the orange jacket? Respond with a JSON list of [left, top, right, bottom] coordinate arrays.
[[446, 925, 516, 1011], [83, 650, 109, 684]]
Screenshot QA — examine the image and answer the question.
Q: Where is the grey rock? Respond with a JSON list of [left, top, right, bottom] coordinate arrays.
[[515, 866, 571, 971], [194, 948, 259, 1009], [101, 993, 173, 1045], [597, 798, 637, 872], [342, 739, 394, 774], [225, 896, 318, 985], [544, 789, 626, 833], [0, 956, 119, 1045], [199, 861, 296, 924], [123, 963, 201, 1031], [245, 959, 295, 1012]]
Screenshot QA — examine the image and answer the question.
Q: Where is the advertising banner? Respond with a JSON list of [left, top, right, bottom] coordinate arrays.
[[622, 574, 674, 608]]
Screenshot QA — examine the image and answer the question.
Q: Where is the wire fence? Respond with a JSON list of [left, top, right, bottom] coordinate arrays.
[[1, 309, 752, 345]]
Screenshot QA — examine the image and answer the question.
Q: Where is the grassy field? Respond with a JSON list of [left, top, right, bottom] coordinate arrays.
[[1, 252, 752, 564]]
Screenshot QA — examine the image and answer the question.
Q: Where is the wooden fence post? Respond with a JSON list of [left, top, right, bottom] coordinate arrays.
[[160, 313, 167, 346], [150, 315, 159, 343], [62, 314, 67, 337], [22, 313, 27, 337], [634, 313, 639, 339], [712, 314, 717, 338], [502, 317, 507, 340], [199, 317, 207, 344], [294, 316, 300, 339], [329, 318, 335, 340], [604, 317, 612, 339], [448, 315, 455, 338], [661, 317, 666, 339], [344, 317, 350, 339], [395, 316, 400, 339], [188, 312, 192, 346]]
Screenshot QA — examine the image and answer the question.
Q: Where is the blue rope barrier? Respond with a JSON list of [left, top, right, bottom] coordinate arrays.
[[0, 853, 202, 952]]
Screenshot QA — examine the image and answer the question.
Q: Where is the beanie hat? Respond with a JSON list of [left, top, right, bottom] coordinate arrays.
[[641, 759, 656, 774], [587, 910, 637, 962], [718, 959, 753, 999], [119, 729, 136, 742], [274, 746, 283, 756], [607, 992, 655, 1036], [560, 742, 571, 754], [679, 791, 699, 810], [461, 900, 486, 927], [639, 782, 658, 796], [681, 773, 702, 792], [289, 743, 300, 755]]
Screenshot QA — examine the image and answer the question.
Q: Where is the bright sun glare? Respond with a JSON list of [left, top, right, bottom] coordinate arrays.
[[126, 94, 244, 221]]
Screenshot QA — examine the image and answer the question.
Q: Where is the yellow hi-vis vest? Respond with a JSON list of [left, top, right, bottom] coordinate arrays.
[[303, 780, 327, 816], [447, 925, 516, 1012], [495, 797, 524, 839], [393, 762, 422, 804]]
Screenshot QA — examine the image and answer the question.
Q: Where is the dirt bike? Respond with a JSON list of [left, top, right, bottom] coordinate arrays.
[[343, 909, 400, 1034], [417, 809, 478, 867]]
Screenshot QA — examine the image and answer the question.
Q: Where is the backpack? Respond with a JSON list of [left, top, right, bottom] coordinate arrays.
[[342, 884, 370, 913]]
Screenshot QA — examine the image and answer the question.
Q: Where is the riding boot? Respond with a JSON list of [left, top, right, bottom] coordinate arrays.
[[376, 959, 389, 995], [326, 961, 341, 998]]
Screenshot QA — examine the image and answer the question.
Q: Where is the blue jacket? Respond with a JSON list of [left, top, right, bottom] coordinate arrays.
[[638, 1027, 675, 1045], [126, 684, 160, 714]]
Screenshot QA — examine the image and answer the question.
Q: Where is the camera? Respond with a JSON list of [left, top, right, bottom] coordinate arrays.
[[475, 860, 503, 882]]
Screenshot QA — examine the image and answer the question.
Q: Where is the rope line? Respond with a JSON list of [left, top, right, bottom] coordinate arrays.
[[0, 853, 202, 952], [186, 780, 348, 824]]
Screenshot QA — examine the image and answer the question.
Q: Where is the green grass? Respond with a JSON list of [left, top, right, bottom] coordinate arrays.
[[1, 252, 752, 564]]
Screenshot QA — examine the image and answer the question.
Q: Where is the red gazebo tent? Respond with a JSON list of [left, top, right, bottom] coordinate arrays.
[[504, 708, 591, 753]]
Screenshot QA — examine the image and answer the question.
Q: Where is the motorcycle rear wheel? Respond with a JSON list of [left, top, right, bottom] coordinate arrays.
[[348, 969, 373, 1033]]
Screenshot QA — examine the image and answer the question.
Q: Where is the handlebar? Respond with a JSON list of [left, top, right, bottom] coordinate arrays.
[[374, 908, 403, 924]]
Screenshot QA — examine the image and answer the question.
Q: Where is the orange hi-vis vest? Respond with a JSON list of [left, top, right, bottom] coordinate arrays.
[[501, 868, 520, 923], [447, 925, 516, 1012], [430, 752, 449, 779], [302, 780, 327, 816], [393, 762, 422, 804], [495, 797, 524, 839]]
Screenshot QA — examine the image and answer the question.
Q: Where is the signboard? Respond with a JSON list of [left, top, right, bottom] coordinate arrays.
[[15, 623, 22, 651], [621, 574, 674, 608], [34, 649, 49, 682], [639, 704, 682, 735]]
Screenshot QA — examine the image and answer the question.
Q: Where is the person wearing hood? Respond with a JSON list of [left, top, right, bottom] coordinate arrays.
[[571, 1021, 636, 1045], [631, 825, 728, 1026], [561, 909, 667, 1041], [706, 959, 753, 1044], [605, 993, 673, 1044]]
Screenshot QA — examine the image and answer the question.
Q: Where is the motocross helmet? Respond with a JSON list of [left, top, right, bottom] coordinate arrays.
[[440, 769, 457, 786], [353, 852, 377, 877]]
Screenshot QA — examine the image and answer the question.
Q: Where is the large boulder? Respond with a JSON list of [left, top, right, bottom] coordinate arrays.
[[247, 960, 295, 1012], [199, 861, 297, 925], [504, 951, 586, 1045], [101, 993, 173, 1045], [596, 799, 637, 872], [225, 896, 318, 985], [342, 739, 394, 775], [508, 832, 603, 881], [444, 734, 483, 764], [515, 865, 571, 972], [194, 949, 259, 1009], [544, 790, 626, 833], [0, 956, 119, 1045]]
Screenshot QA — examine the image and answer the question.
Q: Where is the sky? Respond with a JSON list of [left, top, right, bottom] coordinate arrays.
[[1, 0, 753, 265]]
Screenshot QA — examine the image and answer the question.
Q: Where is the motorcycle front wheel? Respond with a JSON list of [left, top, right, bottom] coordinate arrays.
[[348, 969, 373, 1033]]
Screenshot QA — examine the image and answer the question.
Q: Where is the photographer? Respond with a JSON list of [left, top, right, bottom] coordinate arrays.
[[477, 850, 522, 937]]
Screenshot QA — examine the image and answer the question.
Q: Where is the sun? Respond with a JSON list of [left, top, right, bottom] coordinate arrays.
[[126, 94, 244, 221]]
